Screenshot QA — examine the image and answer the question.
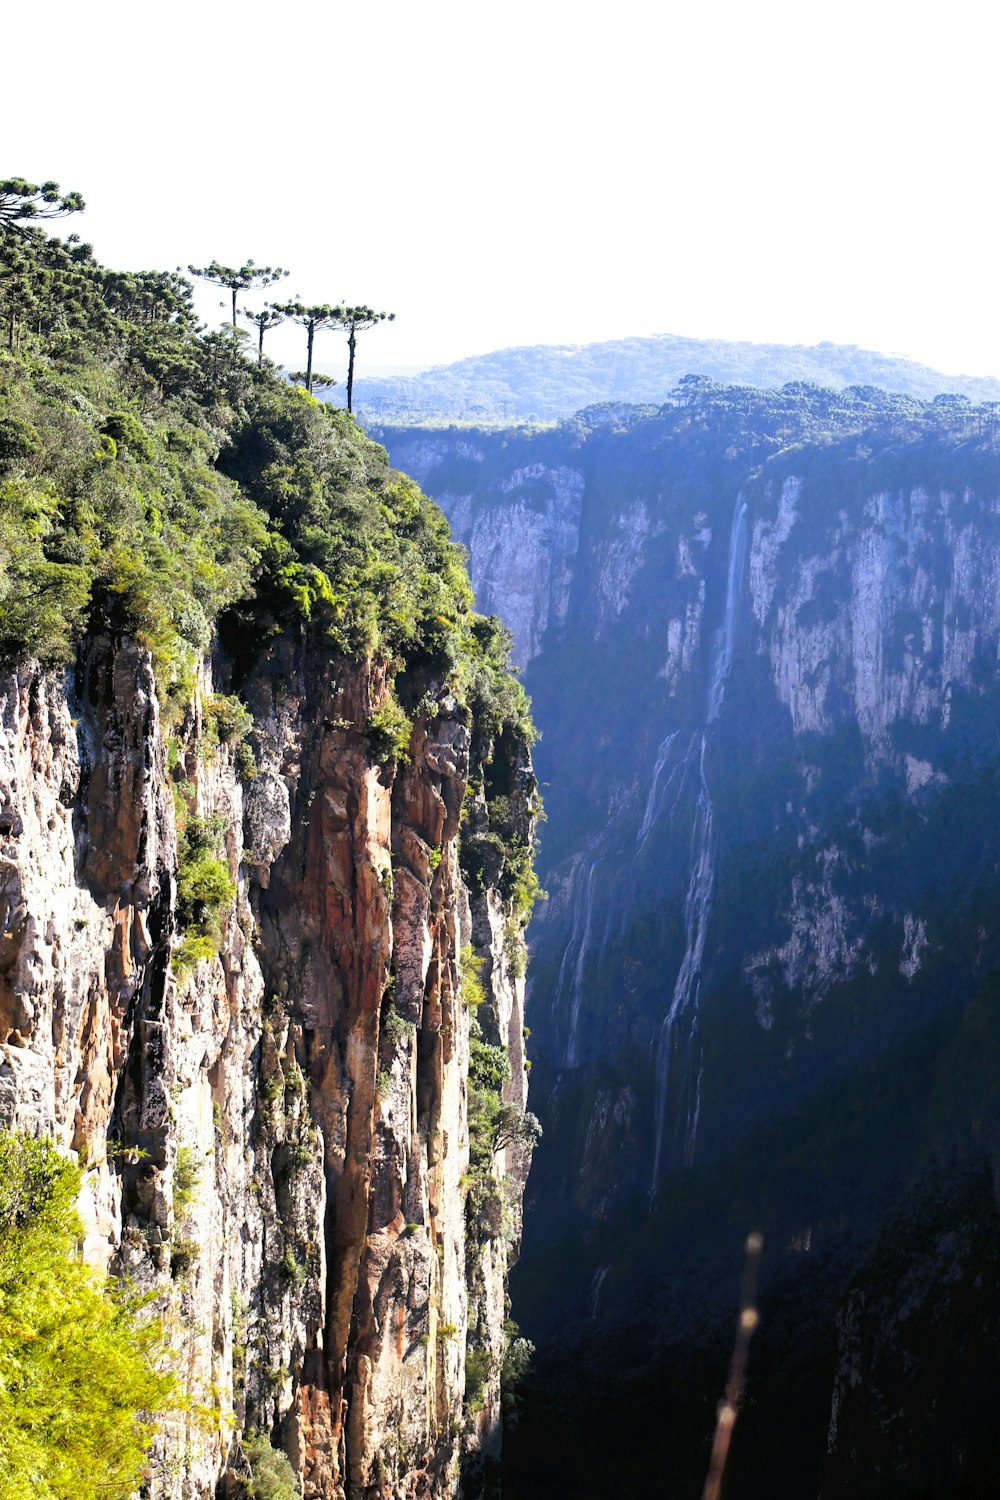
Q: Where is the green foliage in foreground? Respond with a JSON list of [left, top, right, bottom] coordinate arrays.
[[467, 1028, 541, 1182], [0, 1133, 174, 1500]]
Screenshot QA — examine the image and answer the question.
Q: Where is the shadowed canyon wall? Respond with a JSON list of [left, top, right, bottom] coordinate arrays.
[[382, 392, 1000, 1496]]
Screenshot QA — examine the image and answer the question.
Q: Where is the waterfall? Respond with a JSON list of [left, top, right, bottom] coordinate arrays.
[[557, 857, 601, 1067], [650, 496, 747, 1192], [588, 1265, 609, 1318], [637, 729, 702, 851], [706, 497, 748, 724], [650, 738, 713, 1185], [553, 863, 588, 1051], [637, 731, 679, 848]]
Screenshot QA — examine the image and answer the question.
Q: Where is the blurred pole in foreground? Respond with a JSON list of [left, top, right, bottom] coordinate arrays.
[[701, 1231, 764, 1500]]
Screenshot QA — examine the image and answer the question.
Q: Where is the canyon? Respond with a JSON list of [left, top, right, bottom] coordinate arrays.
[[6, 301, 1000, 1496], [381, 386, 1000, 1495]]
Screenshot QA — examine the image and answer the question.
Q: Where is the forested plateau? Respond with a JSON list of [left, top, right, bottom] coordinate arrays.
[[332, 333, 1000, 425]]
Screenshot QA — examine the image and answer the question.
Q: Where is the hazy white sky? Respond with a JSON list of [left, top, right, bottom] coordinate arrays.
[[8, 0, 1000, 378]]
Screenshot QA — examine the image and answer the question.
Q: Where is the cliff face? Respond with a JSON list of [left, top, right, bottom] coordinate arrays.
[[382, 402, 1000, 1495], [381, 409, 1000, 1214], [0, 634, 535, 1499], [824, 1158, 1000, 1498]]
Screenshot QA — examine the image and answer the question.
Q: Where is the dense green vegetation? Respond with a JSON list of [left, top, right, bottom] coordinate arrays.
[[390, 373, 1000, 506], [343, 331, 1000, 424], [0, 184, 532, 757], [0, 1132, 174, 1500]]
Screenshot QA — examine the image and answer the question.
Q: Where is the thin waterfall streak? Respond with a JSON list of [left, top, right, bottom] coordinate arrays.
[[554, 878, 582, 1001], [641, 727, 703, 849], [650, 1019, 672, 1192], [660, 758, 691, 828], [588, 1265, 609, 1319], [640, 730, 700, 859], [668, 749, 714, 1032], [564, 858, 600, 1068], [637, 731, 679, 848], [685, 1033, 703, 1168], [663, 763, 688, 811], [651, 744, 714, 1190], [597, 895, 615, 964], [555, 859, 588, 1060], [706, 496, 748, 724], [651, 496, 748, 1193]]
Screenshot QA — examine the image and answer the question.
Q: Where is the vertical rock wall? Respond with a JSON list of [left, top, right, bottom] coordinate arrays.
[[379, 421, 1000, 1209], [0, 635, 535, 1499]]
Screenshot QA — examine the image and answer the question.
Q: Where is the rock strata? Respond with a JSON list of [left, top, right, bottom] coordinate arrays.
[[0, 636, 535, 1499]]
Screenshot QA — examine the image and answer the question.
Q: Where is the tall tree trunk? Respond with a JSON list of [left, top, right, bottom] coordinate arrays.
[[231, 287, 238, 327], [306, 323, 315, 393], [347, 330, 357, 413], [258, 322, 265, 365]]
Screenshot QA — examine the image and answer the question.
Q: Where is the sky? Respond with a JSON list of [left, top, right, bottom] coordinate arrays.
[[7, 0, 1000, 379]]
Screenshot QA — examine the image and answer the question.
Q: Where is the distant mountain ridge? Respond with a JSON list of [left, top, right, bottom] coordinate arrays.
[[318, 333, 1000, 424]]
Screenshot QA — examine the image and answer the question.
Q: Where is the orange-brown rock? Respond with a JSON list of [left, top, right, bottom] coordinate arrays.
[[0, 637, 535, 1499]]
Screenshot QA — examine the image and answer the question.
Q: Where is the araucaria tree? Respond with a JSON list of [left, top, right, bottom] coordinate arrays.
[[241, 304, 285, 364], [188, 260, 287, 326], [0, 178, 84, 235], [289, 370, 337, 390], [332, 304, 395, 413], [272, 302, 342, 392]]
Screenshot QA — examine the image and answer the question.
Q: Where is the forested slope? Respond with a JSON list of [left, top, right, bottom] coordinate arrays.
[[0, 181, 539, 1500]]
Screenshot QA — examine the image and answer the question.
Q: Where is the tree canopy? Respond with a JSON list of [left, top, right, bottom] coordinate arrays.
[[0, 178, 84, 236], [242, 304, 285, 363], [189, 260, 287, 326], [331, 303, 395, 412], [0, 178, 534, 749], [0, 1133, 174, 1500], [271, 301, 342, 392]]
